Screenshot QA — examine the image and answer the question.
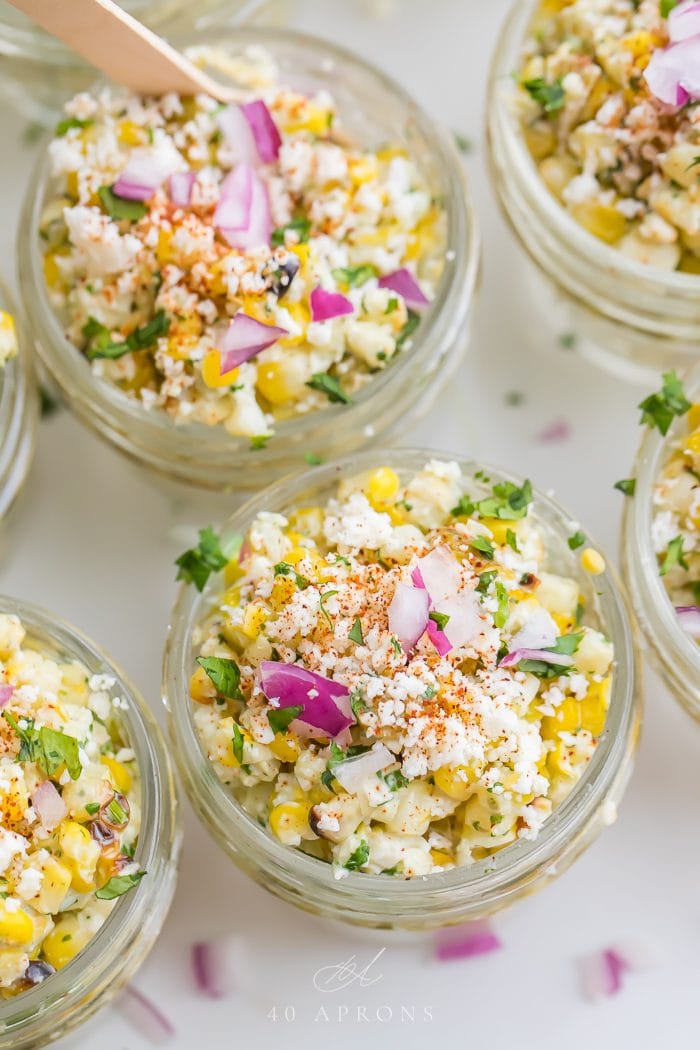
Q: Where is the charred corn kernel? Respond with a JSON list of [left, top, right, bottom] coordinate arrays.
[[480, 517, 518, 546], [580, 677, 610, 736], [256, 360, 299, 404], [202, 350, 240, 389], [434, 765, 475, 801], [242, 604, 267, 639], [101, 756, 132, 794], [570, 202, 627, 245], [269, 731, 301, 763], [189, 664, 218, 704], [541, 698, 581, 739], [581, 548, 605, 575], [33, 858, 72, 914], [367, 467, 401, 505], [42, 915, 92, 970], [269, 801, 309, 844], [0, 905, 33, 945], [552, 611, 574, 633], [118, 119, 147, 145]]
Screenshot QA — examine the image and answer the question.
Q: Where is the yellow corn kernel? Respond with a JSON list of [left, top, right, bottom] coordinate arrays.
[[546, 741, 576, 779], [256, 360, 299, 405], [269, 731, 301, 763], [581, 548, 606, 575], [570, 201, 627, 245], [42, 915, 93, 970], [479, 517, 518, 546], [66, 171, 79, 200], [429, 849, 452, 868], [201, 350, 240, 389], [269, 801, 309, 844], [155, 229, 174, 266], [580, 676, 610, 736], [348, 156, 378, 186], [679, 252, 700, 275], [0, 904, 33, 945], [552, 611, 574, 634], [42, 253, 63, 290], [216, 719, 251, 768], [523, 123, 556, 161], [118, 120, 147, 146], [33, 858, 72, 915], [277, 301, 310, 348], [58, 821, 100, 891], [366, 467, 401, 506], [287, 507, 324, 538], [622, 30, 654, 58], [270, 575, 296, 608], [685, 430, 700, 456], [541, 698, 581, 740], [101, 756, 132, 794], [189, 664, 218, 704], [433, 765, 475, 801], [284, 104, 330, 136], [688, 403, 700, 431], [285, 546, 312, 568], [242, 604, 268, 639], [224, 560, 244, 587], [376, 146, 407, 164]]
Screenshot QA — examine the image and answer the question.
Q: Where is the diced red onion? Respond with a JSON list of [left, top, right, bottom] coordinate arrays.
[[0, 684, 13, 709], [113, 147, 178, 201], [378, 268, 430, 310], [644, 37, 700, 106], [310, 286, 354, 322], [241, 99, 282, 164], [217, 312, 287, 374], [388, 582, 430, 650], [434, 921, 502, 962], [168, 171, 195, 208], [332, 744, 395, 793], [192, 941, 231, 999], [219, 169, 272, 250], [536, 418, 572, 445], [259, 661, 353, 739], [579, 949, 629, 1002], [676, 605, 700, 638], [509, 608, 558, 651], [412, 548, 483, 654], [500, 647, 574, 669], [669, 1, 700, 41], [216, 105, 258, 166], [31, 780, 67, 830], [413, 547, 462, 605], [119, 986, 175, 1045], [426, 617, 452, 656], [214, 164, 253, 233]]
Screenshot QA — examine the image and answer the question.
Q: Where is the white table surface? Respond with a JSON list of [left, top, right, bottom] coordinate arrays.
[[1, 1, 698, 1048]]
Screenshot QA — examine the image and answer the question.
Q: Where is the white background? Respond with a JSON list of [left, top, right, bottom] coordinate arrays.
[[1, 1, 699, 1048]]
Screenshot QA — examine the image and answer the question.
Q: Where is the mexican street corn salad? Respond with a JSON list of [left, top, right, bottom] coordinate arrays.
[[41, 47, 443, 442], [0, 614, 143, 995], [180, 460, 614, 877], [517, 0, 700, 272], [644, 372, 700, 639]]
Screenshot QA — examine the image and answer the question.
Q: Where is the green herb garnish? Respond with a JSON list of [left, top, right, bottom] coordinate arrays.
[[196, 656, 243, 699], [318, 589, 339, 630], [614, 478, 636, 497], [568, 530, 586, 550], [494, 581, 510, 629], [349, 618, 365, 645], [639, 371, 690, 435], [523, 77, 566, 115], [306, 373, 352, 404], [3, 713, 82, 780], [331, 265, 376, 288], [274, 562, 310, 590], [470, 536, 495, 560], [428, 611, 450, 631], [55, 116, 93, 137], [660, 535, 689, 576], [505, 528, 519, 552], [271, 217, 311, 247], [95, 871, 146, 900], [344, 840, 370, 871], [98, 185, 148, 222], [175, 526, 228, 591], [267, 705, 304, 735], [396, 310, 420, 348], [82, 309, 169, 361], [231, 723, 245, 765]]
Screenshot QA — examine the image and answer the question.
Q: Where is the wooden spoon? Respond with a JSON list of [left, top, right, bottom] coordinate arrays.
[[8, 0, 234, 100]]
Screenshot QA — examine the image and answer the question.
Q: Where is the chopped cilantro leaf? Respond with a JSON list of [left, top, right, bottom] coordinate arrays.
[[451, 495, 476, 518], [306, 373, 352, 404], [505, 528, 519, 552], [196, 656, 243, 699], [231, 723, 245, 765], [381, 769, 409, 791], [95, 871, 146, 900], [344, 840, 370, 870], [660, 535, 688, 576], [470, 536, 495, 560], [267, 705, 304, 735], [56, 116, 93, 137], [85, 802, 100, 816], [250, 435, 270, 451], [3, 713, 82, 780], [614, 478, 636, 497], [83, 309, 169, 361], [385, 297, 399, 315], [331, 265, 376, 288], [304, 452, 324, 466], [349, 618, 365, 645], [271, 217, 311, 247], [494, 581, 510, 629], [98, 185, 148, 222], [638, 371, 690, 435], [568, 530, 586, 550], [274, 562, 310, 590], [428, 611, 450, 631], [175, 526, 228, 591], [476, 570, 497, 595], [660, 0, 679, 16], [318, 589, 338, 630], [523, 76, 566, 115], [390, 637, 403, 656], [396, 309, 420, 348], [349, 688, 367, 718], [475, 479, 533, 521]]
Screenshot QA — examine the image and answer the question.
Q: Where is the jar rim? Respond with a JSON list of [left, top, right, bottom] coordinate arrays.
[[0, 596, 181, 1040], [164, 447, 640, 923], [0, 283, 37, 522], [489, 0, 700, 297], [17, 26, 478, 486]]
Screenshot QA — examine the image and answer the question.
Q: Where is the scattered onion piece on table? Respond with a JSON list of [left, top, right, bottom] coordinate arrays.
[[536, 418, 572, 445], [192, 940, 232, 999], [118, 986, 175, 1045], [578, 941, 656, 1002], [434, 921, 502, 963]]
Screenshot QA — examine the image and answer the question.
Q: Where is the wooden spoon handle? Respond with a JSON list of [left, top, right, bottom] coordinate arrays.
[[8, 0, 232, 100]]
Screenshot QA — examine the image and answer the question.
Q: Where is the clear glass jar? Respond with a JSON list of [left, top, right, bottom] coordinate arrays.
[[0, 596, 182, 1050], [0, 284, 37, 533], [487, 0, 700, 384], [0, 0, 277, 126], [18, 27, 479, 495], [163, 447, 641, 931], [621, 365, 700, 719]]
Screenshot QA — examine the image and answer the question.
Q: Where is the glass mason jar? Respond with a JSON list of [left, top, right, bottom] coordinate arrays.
[[0, 284, 37, 535], [163, 448, 641, 931], [621, 365, 700, 719], [18, 27, 479, 495], [0, 597, 182, 1050], [487, 0, 700, 384], [0, 0, 277, 126]]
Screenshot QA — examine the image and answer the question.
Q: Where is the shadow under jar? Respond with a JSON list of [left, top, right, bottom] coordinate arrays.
[[487, 0, 700, 384], [0, 284, 37, 537], [0, 597, 181, 1050], [622, 364, 700, 720], [18, 28, 478, 494], [0, 0, 275, 125], [163, 448, 641, 931]]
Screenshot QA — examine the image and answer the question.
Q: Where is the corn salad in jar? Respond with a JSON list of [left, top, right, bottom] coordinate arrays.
[[178, 459, 614, 878], [0, 614, 143, 995], [516, 0, 700, 272]]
